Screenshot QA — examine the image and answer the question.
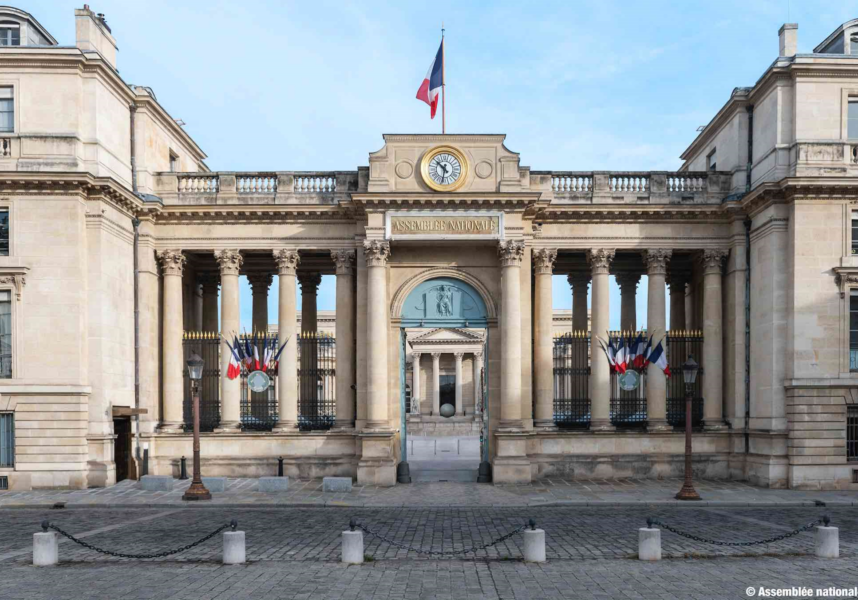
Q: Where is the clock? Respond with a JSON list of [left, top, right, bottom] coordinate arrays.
[[420, 145, 469, 192]]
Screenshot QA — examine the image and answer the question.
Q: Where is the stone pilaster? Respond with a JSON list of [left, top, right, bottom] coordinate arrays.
[[644, 248, 671, 432], [587, 248, 615, 431], [215, 249, 243, 431], [157, 250, 186, 432], [332, 249, 356, 428], [498, 240, 525, 428], [363, 240, 390, 429], [273, 249, 299, 431], [247, 273, 272, 334], [615, 272, 640, 332], [533, 248, 557, 428], [701, 249, 728, 430]]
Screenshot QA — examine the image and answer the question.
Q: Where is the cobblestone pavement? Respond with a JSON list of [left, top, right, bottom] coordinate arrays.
[[1, 506, 855, 598], [2, 478, 857, 508]]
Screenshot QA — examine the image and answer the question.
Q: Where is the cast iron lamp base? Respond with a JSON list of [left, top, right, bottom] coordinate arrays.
[[675, 483, 701, 501], [182, 481, 212, 501]]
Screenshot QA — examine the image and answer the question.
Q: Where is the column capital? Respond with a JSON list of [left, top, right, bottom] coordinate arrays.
[[700, 249, 728, 274], [615, 272, 641, 292], [214, 249, 243, 276], [474, 350, 483, 361], [412, 351, 422, 359], [587, 248, 615, 274], [667, 271, 690, 293], [247, 272, 273, 292], [498, 240, 525, 267], [298, 272, 322, 293], [273, 249, 300, 275], [431, 352, 442, 362], [532, 248, 557, 274], [643, 248, 672, 275], [453, 352, 465, 360], [567, 273, 591, 289], [363, 240, 390, 267], [331, 249, 356, 275], [197, 272, 220, 294], [157, 249, 186, 276]]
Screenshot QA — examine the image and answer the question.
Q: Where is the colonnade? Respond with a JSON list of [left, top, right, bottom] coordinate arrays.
[[410, 350, 483, 416]]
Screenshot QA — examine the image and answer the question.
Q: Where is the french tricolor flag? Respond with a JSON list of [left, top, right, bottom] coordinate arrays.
[[416, 41, 444, 119]]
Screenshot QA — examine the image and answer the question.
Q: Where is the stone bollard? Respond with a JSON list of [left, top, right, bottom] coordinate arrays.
[[522, 519, 546, 563], [639, 520, 661, 561], [815, 516, 839, 559], [342, 518, 364, 564], [33, 522, 58, 567], [223, 520, 245, 565]]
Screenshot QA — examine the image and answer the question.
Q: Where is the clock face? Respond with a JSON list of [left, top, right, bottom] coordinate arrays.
[[428, 152, 462, 186]]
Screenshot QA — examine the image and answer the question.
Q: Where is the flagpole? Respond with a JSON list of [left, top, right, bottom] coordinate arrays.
[[441, 23, 445, 135]]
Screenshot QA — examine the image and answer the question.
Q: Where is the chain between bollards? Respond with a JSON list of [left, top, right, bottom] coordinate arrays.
[[645, 515, 829, 547]]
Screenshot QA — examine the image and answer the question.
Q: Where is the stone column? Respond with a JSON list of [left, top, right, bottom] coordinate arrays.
[[616, 273, 640, 332], [668, 273, 688, 331], [411, 352, 421, 415], [332, 250, 356, 428], [273, 250, 300, 431], [193, 283, 204, 331], [644, 249, 672, 432], [157, 250, 186, 432], [701, 249, 728, 430], [431, 352, 441, 415], [498, 240, 525, 428], [298, 272, 321, 334], [364, 240, 390, 429], [588, 249, 615, 431], [473, 351, 483, 414], [533, 248, 557, 428], [248, 273, 272, 334], [215, 249, 243, 431], [454, 352, 464, 416], [200, 274, 219, 333], [298, 271, 321, 414], [567, 274, 590, 333]]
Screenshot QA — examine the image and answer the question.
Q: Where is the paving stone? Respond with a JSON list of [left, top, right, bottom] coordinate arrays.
[[323, 477, 352, 493], [258, 477, 289, 492], [138, 476, 173, 491], [201, 477, 227, 492]]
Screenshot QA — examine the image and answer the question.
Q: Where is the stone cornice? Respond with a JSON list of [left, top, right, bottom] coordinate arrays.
[[153, 205, 353, 223], [382, 134, 507, 144], [348, 192, 542, 213], [741, 177, 858, 218], [0, 172, 147, 217], [537, 205, 731, 222]]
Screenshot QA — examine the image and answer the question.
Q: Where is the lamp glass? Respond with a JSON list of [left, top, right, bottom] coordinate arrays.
[[187, 352, 204, 381], [682, 355, 698, 386]]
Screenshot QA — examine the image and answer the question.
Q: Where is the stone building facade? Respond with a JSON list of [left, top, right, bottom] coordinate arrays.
[[0, 7, 856, 490]]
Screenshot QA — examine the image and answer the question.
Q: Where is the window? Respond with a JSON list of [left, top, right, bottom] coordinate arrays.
[[0, 24, 20, 47], [0, 413, 12, 467], [849, 100, 858, 140], [0, 87, 13, 133], [852, 35, 858, 56], [0, 290, 10, 379], [706, 148, 717, 172], [852, 212, 858, 256], [849, 406, 858, 461], [169, 151, 179, 173], [0, 209, 7, 256]]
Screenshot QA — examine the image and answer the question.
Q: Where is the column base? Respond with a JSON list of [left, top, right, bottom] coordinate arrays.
[[590, 418, 615, 432], [214, 421, 241, 433], [703, 421, 728, 432], [498, 420, 523, 430], [271, 421, 297, 433], [158, 422, 184, 434], [647, 419, 672, 432], [533, 419, 557, 430]]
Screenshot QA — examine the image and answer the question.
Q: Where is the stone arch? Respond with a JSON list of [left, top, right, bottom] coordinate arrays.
[[391, 267, 497, 323]]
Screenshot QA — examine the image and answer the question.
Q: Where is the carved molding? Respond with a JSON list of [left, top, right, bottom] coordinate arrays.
[[214, 249, 243, 276], [567, 273, 591, 289], [586, 248, 615, 274], [247, 273, 273, 292], [615, 272, 641, 292], [701, 249, 729, 274], [156, 249, 186, 277], [498, 240, 525, 267], [273, 249, 300, 276], [363, 240, 391, 267], [834, 268, 858, 298], [643, 248, 672, 276], [331, 249, 356, 275], [298, 272, 322, 292], [431, 352, 442, 361], [0, 266, 27, 301], [532, 248, 558, 274]]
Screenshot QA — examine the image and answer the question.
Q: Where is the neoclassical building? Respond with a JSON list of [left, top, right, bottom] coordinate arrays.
[[0, 7, 856, 490]]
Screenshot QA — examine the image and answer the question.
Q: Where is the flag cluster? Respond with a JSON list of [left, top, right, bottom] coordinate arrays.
[[224, 332, 290, 380], [598, 332, 670, 378]]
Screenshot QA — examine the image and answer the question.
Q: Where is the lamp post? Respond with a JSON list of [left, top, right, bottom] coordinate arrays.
[[182, 352, 211, 501], [675, 355, 701, 501]]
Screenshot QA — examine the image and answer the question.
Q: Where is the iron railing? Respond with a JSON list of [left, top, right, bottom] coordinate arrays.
[[297, 332, 336, 431], [552, 332, 590, 429], [848, 406, 858, 462], [666, 331, 704, 428], [238, 333, 279, 431], [182, 332, 221, 432], [609, 332, 648, 427]]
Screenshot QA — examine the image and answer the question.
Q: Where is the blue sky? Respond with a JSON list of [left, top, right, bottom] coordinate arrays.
[[22, 0, 858, 329]]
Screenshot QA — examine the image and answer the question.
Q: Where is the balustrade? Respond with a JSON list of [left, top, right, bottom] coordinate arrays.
[[294, 174, 337, 193], [610, 174, 649, 193], [551, 173, 592, 193], [667, 173, 706, 193], [178, 174, 218, 193], [237, 174, 277, 194]]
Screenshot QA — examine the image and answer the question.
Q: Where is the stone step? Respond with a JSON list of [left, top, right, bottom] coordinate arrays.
[[410, 468, 478, 483]]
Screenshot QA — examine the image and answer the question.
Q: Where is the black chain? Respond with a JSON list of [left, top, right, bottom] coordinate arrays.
[[352, 519, 529, 556], [42, 519, 236, 560], [647, 516, 826, 547]]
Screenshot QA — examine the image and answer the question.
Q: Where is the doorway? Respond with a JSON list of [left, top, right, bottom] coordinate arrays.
[[439, 375, 455, 414], [113, 417, 132, 483]]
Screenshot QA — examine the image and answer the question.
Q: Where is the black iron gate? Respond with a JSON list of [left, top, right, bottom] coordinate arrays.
[[553, 332, 590, 428], [297, 332, 336, 431], [609, 332, 648, 428], [666, 330, 704, 428], [182, 331, 221, 432], [239, 333, 279, 431]]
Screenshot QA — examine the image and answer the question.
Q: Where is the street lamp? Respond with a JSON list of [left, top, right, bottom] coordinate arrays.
[[675, 355, 701, 501], [182, 352, 211, 501]]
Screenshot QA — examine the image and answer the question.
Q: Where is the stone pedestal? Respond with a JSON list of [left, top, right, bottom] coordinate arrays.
[[492, 430, 532, 484], [357, 430, 396, 486]]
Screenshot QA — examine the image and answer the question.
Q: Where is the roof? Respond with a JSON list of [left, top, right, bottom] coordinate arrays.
[[0, 6, 57, 45]]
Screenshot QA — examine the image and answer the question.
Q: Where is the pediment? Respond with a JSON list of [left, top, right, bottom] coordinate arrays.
[[408, 327, 485, 343]]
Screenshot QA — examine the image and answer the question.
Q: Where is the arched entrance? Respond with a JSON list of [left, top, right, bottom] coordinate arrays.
[[398, 276, 490, 482]]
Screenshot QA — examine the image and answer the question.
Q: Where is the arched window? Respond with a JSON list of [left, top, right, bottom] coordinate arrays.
[[0, 22, 20, 46]]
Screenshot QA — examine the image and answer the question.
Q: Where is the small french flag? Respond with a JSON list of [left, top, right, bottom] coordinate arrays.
[[416, 41, 444, 119]]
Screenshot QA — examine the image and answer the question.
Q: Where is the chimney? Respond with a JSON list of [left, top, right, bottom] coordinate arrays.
[[74, 5, 117, 68], [779, 23, 798, 58]]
